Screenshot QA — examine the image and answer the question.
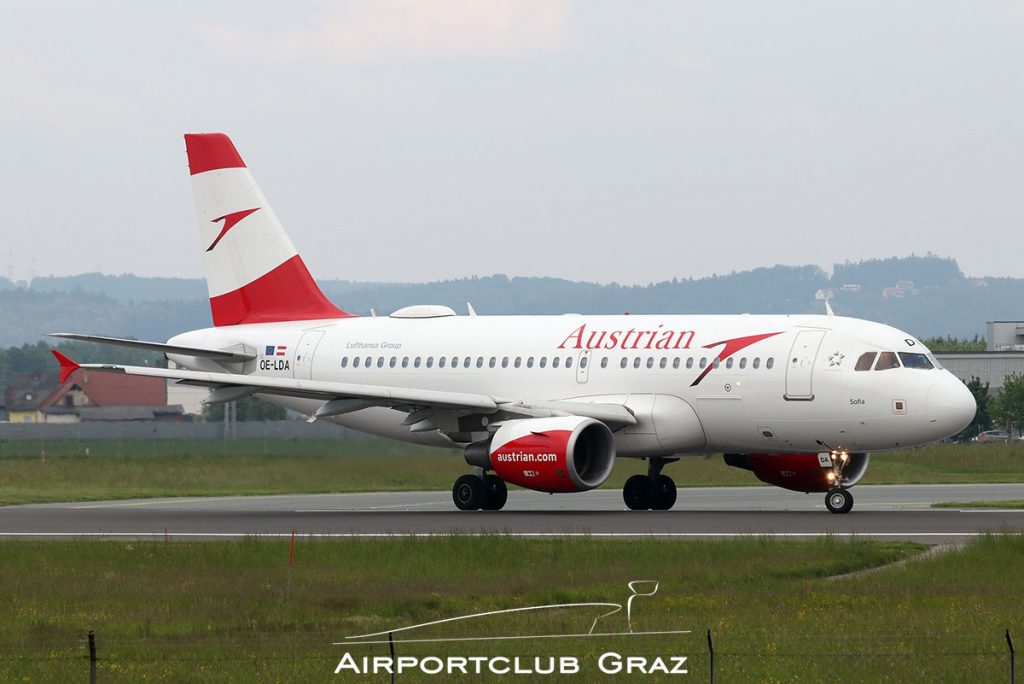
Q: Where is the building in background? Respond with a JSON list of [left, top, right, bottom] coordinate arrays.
[[3, 372, 58, 423], [986, 321, 1024, 351], [33, 368, 183, 423]]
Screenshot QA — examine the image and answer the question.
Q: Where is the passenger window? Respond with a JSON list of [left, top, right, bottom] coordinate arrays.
[[739, 358, 746, 369], [646, 357, 654, 369], [686, 358, 694, 369], [552, 357, 560, 369], [514, 357, 522, 369], [659, 357, 667, 369], [402, 357, 409, 368], [489, 357, 496, 368], [753, 357, 760, 369], [580, 356, 588, 369], [899, 352, 933, 370], [414, 357, 422, 368], [451, 357, 458, 368], [463, 357, 471, 368], [673, 358, 680, 369], [601, 357, 608, 369], [426, 357, 434, 368], [566, 357, 573, 369], [855, 352, 876, 371], [438, 357, 446, 368], [353, 357, 360, 368], [527, 357, 534, 368], [725, 358, 733, 369], [766, 358, 774, 369], [699, 358, 707, 369], [377, 357, 385, 368], [539, 357, 547, 368], [713, 357, 720, 369], [633, 357, 642, 369], [476, 357, 484, 368], [501, 357, 509, 368], [341, 357, 348, 368], [875, 352, 900, 371], [364, 356, 371, 368], [620, 357, 628, 369]]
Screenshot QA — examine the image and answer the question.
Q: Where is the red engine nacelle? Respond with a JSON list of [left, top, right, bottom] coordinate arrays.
[[724, 452, 870, 493], [465, 416, 616, 493]]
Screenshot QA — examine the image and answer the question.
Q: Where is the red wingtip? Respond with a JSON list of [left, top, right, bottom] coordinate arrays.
[[184, 133, 246, 176], [51, 350, 80, 384]]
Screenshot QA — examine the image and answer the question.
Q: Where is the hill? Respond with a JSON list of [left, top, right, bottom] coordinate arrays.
[[1, 255, 1020, 346]]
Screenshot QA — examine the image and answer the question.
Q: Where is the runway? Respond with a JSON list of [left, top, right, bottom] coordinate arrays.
[[2, 484, 1023, 543]]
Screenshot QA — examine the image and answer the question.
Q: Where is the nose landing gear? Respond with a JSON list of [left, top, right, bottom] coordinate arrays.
[[825, 487, 854, 514], [823, 450, 855, 514], [623, 457, 679, 511]]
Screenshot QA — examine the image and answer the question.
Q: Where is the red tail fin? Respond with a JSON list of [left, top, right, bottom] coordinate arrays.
[[185, 133, 355, 326]]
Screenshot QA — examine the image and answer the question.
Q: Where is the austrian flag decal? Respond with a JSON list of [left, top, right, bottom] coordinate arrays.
[[265, 345, 287, 356]]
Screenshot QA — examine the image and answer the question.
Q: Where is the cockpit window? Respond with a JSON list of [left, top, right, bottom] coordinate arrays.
[[854, 352, 877, 371], [899, 352, 934, 369], [874, 351, 900, 371]]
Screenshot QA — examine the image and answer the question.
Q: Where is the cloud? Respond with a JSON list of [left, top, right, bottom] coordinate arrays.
[[194, 0, 571, 60]]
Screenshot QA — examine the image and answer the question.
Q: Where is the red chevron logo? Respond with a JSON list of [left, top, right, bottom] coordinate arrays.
[[206, 207, 260, 252]]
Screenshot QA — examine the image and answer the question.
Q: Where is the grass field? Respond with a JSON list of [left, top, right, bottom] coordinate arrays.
[[0, 535, 1020, 682], [0, 439, 1022, 505]]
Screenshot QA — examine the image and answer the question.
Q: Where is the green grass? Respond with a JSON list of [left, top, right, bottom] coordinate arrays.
[[933, 500, 1024, 509], [0, 536, 1021, 682], [0, 439, 1022, 505]]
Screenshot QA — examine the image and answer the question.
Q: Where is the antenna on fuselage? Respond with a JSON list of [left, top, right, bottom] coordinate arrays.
[[467, 302, 477, 317], [370, 308, 377, 318], [825, 301, 835, 317]]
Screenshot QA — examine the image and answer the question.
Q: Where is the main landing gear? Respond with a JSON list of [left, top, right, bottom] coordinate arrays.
[[452, 471, 508, 511], [623, 458, 678, 511], [825, 487, 854, 514]]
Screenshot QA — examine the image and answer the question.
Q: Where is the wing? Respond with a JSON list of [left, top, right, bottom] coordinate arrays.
[[51, 352, 636, 435]]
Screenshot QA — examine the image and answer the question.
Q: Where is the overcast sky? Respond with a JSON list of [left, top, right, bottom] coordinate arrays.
[[2, 1, 1022, 285]]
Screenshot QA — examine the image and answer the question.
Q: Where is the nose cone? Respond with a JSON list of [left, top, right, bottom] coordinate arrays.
[[927, 376, 977, 438]]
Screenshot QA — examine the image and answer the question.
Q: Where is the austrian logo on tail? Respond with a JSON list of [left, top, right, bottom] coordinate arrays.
[[206, 207, 261, 252]]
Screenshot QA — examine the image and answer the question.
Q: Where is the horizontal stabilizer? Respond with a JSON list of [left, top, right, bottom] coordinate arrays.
[[51, 350, 80, 384], [47, 333, 255, 362]]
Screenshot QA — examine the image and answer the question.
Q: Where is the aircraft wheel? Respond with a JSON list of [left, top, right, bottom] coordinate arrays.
[[651, 475, 677, 510], [481, 475, 508, 511], [825, 488, 854, 514], [453, 474, 487, 511], [623, 474, 654, 510]]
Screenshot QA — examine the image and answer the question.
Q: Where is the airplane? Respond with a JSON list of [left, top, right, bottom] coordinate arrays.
[[50, 133, 977, 514]]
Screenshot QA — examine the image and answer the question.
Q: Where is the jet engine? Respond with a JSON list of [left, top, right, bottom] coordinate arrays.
[[723, 452, 870, 493], [465, 416, 616, 493]]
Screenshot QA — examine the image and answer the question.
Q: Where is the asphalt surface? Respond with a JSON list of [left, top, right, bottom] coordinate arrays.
[[1, 484, 1023, 543]]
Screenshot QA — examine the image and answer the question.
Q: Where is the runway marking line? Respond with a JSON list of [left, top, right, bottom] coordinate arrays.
[[0, 532, 1013, 539]]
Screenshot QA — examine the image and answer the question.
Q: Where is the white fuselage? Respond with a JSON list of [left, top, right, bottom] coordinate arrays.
[[167, 312, 975, 458]]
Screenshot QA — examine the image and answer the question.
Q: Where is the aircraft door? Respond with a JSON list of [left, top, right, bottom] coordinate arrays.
[[576, 350, 591, 384], [785, 330, 826, 400], [295, 330, 325, 380]]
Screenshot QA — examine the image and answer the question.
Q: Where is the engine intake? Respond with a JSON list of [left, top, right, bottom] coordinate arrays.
[[465, 416, 616, 493]]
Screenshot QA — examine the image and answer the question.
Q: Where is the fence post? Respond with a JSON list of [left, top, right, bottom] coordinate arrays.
[[389, 632, 396, 684], [706, 629, 714, 684], [1008, 629, 1016, 684], [88, 630, 97, 684]]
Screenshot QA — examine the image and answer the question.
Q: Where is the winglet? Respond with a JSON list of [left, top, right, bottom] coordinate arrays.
[[51, 350, 80, 384]]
